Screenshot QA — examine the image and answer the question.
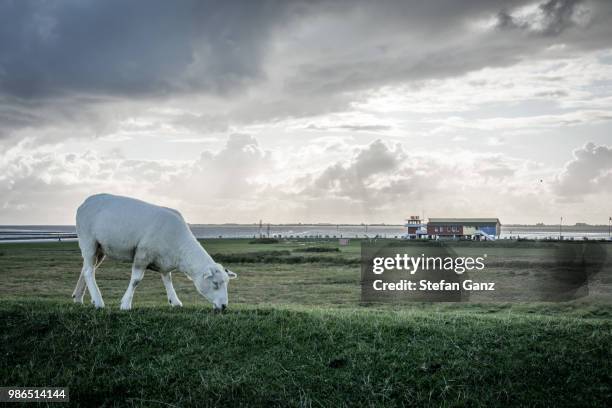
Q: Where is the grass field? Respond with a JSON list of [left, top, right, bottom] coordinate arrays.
[[1, 239, 611, 407]]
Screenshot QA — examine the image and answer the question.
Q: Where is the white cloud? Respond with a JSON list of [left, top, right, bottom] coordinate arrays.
[[0, 140, 185, 223], [2, 134, 611, 224], [554, 142, 612, 196], [1, 1, 612, 224]]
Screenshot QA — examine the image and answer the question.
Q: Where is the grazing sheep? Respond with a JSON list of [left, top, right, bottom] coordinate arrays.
[[73, 193, 237, 311]]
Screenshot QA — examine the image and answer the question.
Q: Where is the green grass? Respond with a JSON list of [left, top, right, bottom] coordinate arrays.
[[1, 239, 612, 407], [0, 241, 360, 307], [293, 246, 341, 253]]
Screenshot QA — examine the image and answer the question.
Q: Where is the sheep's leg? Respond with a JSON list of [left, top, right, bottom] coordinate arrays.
[[161, 272, 182, 307], [120, 264, 145, 310], [72, 268, 87, 304], [83, 255, 105, 309], [73, 249, 103, 304]]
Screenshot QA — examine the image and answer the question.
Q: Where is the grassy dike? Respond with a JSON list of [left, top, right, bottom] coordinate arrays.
[[1, 239, 612, 406]]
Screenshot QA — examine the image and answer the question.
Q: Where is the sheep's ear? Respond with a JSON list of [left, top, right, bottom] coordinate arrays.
[[224, 267, 237, 279]]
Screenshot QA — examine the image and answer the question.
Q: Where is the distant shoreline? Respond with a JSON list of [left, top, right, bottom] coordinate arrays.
[[1, 222, 610, 243], [1, 223, 610, 228]]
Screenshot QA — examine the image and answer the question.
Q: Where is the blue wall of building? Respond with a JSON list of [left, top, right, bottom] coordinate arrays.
[[478, 225, 497, 236]]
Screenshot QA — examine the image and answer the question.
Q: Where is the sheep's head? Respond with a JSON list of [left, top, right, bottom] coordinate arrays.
[[193, 263, 237, 311]]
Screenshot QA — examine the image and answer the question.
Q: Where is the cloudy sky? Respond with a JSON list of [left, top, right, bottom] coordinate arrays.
[[1, 0, 611, 225]]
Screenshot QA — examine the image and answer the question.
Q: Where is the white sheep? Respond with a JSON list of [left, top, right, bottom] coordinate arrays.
[[72, 193, 237, 311]]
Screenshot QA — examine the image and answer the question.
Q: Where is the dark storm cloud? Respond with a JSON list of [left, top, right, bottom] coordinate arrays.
[[305, 123, 391, 132], [1, 0, 612, 140], [3, 0, 612, 100], [283, 0, 612, 97], [496, 0, 586, 35], [0, 0, 295, 99], [539, 0, 583, 35]]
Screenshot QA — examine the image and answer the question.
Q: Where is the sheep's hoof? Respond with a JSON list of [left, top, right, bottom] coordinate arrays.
[[119, 303, 131, 311], [90, 299, 105, 308]]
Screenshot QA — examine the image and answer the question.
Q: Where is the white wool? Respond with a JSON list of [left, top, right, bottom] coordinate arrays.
[[72, 193, 236, 310]]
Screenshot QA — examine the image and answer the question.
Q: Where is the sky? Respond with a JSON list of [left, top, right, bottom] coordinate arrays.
[[1, 0, 611, 225]]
